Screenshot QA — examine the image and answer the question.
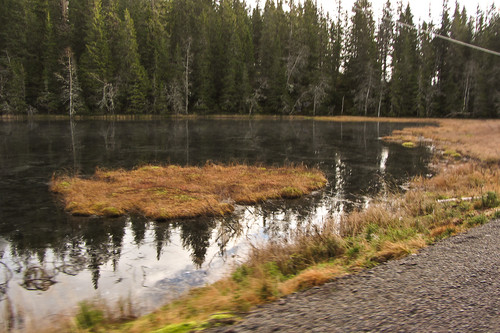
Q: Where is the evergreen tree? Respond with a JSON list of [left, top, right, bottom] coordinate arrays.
[[24, 0, 50, 109], [391, 4, 419, 117], [0, 55, 27, 114], [40, 10, 61, 112], [325, 0, 346, 114], [141, 0, 170, 113], [447, 4, 473, 116], [473, 6, 500, 117], [219, 0, 253, 113], [417, 21, 436, 117], [376, 0, 392, 116], [344, 0, 379, 115], [0, 0, 28, 114], [432, 0, 453, 117], [118, 9, 149, 113], [259, 0, 288, 114], [68, 0, 92, 61], [80, 0, 114, 113]]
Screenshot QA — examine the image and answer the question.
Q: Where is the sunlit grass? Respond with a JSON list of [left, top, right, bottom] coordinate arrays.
[[384, 119, 500, 162], [51, 164, 327, 220]]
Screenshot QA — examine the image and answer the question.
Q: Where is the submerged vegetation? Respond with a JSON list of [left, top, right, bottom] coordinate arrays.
[[51, 164, 327, 220], [46, 118, 499, 333]]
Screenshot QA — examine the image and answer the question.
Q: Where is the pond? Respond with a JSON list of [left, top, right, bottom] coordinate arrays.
[[0, 118, 430, 330]]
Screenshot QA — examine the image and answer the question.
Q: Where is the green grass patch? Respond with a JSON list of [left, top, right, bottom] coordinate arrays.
[[482, 191, 499, 209], [280, 186, 304, 198], [75, 301, 104, 330], [466, 214, 488, 227], [153, 322, 198, 333], [443, 149, 462, 159]]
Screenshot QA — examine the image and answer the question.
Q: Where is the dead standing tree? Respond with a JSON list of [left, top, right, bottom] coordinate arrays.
[[55, 47, 82, 117], [183, 37, 193, 115]]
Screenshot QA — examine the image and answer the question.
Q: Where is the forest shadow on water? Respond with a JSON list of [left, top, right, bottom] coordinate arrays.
[[0, 118, 430, 330]]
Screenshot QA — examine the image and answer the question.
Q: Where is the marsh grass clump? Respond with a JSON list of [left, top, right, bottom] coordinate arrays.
[[76, 301, 104, 330], [481, 191, 499, 209], [402, 142, 416, 148], [466, 214, 488, 227], [51, 164, 327, 220]]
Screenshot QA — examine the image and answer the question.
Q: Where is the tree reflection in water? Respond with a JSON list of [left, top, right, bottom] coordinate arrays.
[[0, 192, 343, 293]]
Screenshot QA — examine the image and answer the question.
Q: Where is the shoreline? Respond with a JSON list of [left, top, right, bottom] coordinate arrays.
[[1, 113, 440, 123]]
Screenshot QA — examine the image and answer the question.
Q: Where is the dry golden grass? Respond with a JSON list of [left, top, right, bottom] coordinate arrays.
[[51, 164, 327, 220], [429, 224, 460, 239], [384, 119, 500, 162], [314, 116, 436, 123], [372, 238, 426, 263], [278, 266, 343, 295]]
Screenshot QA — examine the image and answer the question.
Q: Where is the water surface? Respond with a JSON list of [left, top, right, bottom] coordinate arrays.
[[0, 119, 430, 329]]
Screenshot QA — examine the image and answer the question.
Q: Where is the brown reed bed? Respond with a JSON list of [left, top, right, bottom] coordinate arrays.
[[51, 164, 327, 220]]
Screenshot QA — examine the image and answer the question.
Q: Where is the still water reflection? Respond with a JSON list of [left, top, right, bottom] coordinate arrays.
[[0, 119, 430, 328]]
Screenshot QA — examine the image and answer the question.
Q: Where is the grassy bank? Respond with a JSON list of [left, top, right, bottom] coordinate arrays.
[[51, 164, 327, 220], [47, 118, 500, 333]]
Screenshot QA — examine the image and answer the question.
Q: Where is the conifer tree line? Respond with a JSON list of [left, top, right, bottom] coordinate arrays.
[[0, 0, 498, 117]]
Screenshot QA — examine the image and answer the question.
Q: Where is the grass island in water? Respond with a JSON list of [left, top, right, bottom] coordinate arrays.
[[51, 164, 327, 220]]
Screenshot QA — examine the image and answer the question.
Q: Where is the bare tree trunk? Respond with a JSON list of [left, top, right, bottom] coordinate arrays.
[[313, 94, 317, 116], [463, 73, 470, 114], [377, 92, 382, 118], [68, 52, 73, 117], [286, 47, 307, 87], [364, 74, 372, 117], [341, 95, 344, 115], [70, 119, 78, 173], [184, 38, 192, 115], [185, 119, 189, 164]]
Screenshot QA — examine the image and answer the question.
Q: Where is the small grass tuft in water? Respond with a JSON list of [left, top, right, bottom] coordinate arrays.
[[152, 322, 198, 333], [76, 301, 104, 329], [280, 186, 304, 198], [402, 142, 416, 148], [51, 164, 327, 220], [444, 149, 462, 159]]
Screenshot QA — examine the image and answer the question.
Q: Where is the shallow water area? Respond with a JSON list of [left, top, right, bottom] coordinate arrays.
[[0, 118, 430, 330]]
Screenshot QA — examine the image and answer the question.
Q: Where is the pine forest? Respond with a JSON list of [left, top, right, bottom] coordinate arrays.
[[0, 0, 498, 117]]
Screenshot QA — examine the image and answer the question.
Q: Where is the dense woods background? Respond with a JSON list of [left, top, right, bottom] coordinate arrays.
[[0, 0, 498, 117]]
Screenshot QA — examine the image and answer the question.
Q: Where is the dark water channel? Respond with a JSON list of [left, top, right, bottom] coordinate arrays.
[[0, 119, 430, 329]]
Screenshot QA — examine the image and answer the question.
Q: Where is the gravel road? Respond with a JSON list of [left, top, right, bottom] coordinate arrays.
[[211, 219, 500, 332]]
